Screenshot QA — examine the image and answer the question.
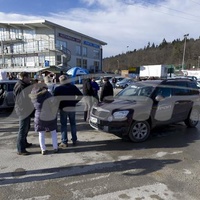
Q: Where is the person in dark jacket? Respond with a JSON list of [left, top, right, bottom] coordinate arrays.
[[82, 77, 94, 121], [29, 83, 58, 155], [91, 77, 100, 103], [13, 72, 34, 155], [100, 77, 114, 102], [54, 75, 83, 147]]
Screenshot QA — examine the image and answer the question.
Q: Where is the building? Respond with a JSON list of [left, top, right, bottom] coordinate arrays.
[[0, 20, 107, 74]]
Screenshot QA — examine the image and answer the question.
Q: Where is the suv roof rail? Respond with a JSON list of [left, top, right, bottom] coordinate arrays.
[[166, 77, 196, 81]]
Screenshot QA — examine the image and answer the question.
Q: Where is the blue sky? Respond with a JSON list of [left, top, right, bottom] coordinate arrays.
[[0, 0, 83, 15], [0, 0, 200, 58]]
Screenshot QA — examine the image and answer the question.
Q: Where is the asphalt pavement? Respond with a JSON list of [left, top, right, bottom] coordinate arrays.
[[1, 91, 200, 199]]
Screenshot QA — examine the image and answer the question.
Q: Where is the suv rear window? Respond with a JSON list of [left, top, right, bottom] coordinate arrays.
[[165, 81, 189, 96]]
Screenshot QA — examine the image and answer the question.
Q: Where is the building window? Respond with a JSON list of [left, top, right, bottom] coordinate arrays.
[[0, 28, 7, 40], [94, 61, 99, 72], [82, 46, 87, 57], [13, 43, 23, 53], [57, 55, 62, 65], [56, 40, 67, 52], [24, 29, 35, 39], [93, 49, 100, 59], [76, 58, 81, 67], [76, 45, 81, 56], [83, 59, 87, 68], [10, 28, 22, 40]]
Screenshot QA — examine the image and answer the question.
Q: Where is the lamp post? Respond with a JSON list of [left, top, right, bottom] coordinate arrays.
[[126, 45, 129, 52], [198, 56, 200, 69], [117, 59, 119, 69], [181, 33, 189, 71], [126, 46, 129, 69]]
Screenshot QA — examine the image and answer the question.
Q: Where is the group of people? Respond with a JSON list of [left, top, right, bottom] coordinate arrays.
[[82, 76, 114, 121], [13, 72, 114, 156], [14, 72, 83, 156]]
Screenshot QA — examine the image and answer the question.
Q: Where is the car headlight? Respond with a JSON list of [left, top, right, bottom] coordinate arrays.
[[113, 110, 129, 119]]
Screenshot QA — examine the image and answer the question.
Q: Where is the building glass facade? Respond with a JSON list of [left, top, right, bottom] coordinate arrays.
[[0, 20, 107, 73]]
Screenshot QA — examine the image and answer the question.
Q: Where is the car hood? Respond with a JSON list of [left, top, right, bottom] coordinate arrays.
[[97, 96, 153, 111]]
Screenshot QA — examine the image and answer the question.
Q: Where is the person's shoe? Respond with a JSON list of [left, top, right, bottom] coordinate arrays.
[[25, 143, 33, 148], [58, 142, 68, 148], [17, 150, 30, 156], [73, 141, 77, 146], [41, 150, 47, 155], [54, 149, 59, 153]]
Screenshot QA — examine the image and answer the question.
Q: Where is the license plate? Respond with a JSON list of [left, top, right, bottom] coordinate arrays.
[[90, 116, 97, 123]]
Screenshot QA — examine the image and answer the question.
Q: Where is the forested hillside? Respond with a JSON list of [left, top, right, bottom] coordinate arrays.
[[102, 37, 200, 73]]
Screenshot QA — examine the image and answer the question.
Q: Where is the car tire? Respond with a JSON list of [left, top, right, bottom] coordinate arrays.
[[184, 108, 199, 127], [128, 121, 150, 142]]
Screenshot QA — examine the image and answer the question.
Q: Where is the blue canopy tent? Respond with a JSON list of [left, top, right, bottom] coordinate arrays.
[[66, 67, 89, 84]]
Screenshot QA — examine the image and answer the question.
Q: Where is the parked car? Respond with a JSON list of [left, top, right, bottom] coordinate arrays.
[[0, 80, 17, 110], [98, 75, 113, 87], [111, 76, 125, 83], [115, 78, 134, 89], [89, 78, 200, 142], [94, 76, 102, 86]]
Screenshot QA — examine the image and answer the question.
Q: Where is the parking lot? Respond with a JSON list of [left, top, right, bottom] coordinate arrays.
[[0, 108, 200, 200]]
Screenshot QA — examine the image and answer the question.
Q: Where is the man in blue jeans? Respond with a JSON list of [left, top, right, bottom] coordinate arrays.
[[13, 72, 34, 155], [54, 75, 83, 147]]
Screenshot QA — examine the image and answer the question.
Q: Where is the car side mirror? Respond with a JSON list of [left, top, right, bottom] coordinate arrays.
[[155, 95, 164, 101]]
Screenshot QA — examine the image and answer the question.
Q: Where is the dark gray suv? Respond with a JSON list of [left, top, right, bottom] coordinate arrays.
[[89, 79, 200, 142]]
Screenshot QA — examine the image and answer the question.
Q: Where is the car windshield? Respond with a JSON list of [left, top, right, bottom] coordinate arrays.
[[116, 82, 156, 100]]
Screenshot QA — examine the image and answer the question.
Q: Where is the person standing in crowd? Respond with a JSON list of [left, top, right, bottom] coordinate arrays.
[[0, 84, 5, 105], [43, 75, 56, 95], [100, 77, 114, 102], [13, 72, 34, 155], [54, 75, 83, 147], [82, 76, 94, 122], [29, 83, 58, 155], [91, 77, 100, 103], [112, 76, 117, 89]]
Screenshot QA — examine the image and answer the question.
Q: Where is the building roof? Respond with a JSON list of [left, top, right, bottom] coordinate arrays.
[[0, 67, 50, 73], [0, 20, 107, 45]]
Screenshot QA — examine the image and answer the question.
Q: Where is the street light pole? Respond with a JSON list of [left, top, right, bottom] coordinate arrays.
[[126, 45, 129, 52], [117, 59, 119, 69], [126, 46, 129, 69], [181, 33, 189, 71]]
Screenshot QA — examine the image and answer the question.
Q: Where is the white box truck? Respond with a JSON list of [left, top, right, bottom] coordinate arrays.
[[139, 64, 168, 79]]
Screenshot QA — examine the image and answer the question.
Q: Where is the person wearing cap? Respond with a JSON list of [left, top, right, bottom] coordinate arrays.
[[54, 75, 83, 147]]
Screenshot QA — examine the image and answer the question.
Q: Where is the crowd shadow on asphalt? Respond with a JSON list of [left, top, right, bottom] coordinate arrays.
[[0, 157, 180, 185]]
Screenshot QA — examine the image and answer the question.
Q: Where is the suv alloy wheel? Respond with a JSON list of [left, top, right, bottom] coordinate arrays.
[[128, 120, 151, 142], [184, 107, 199, 127]]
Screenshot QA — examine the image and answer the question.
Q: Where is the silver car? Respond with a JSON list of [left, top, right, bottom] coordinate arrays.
[[0, 80, 17, 110], [115, 78, 134, 89]]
